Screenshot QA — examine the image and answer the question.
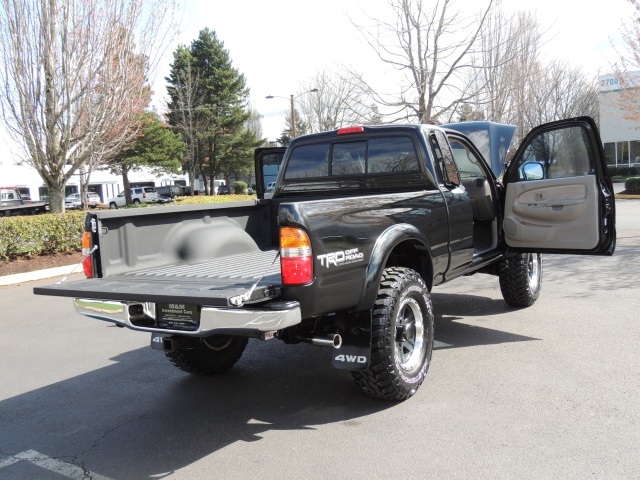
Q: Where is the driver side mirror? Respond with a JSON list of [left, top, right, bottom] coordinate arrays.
[[520, 162, 544, 181]]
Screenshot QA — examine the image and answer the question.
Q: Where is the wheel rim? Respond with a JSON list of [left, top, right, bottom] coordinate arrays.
[[527, 253, 540, 291], [394, 297, 425, 373], [203, 336, 232, 351]]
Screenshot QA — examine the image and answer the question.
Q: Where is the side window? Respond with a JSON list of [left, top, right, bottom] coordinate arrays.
[[284, 143, 330, 179], [331, 141, 366, 175], [430, 131, 460, 186], [368, 137, 419, 173], [448, 138, 486, 178], [517, 126, 594, 181]]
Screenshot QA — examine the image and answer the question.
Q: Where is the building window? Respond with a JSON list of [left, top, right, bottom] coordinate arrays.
[[616, 141, 630, 166], [630, 140, 640, 164], [604, 142, 615, 166]]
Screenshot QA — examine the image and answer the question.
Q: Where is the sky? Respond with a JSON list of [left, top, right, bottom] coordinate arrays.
[[153, 0, 636, 141], [0, 0, 635, 159]]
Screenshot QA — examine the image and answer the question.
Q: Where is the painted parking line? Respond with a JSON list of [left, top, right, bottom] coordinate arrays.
[[0, 450, 113, 480], [0, 456, 19, 468]]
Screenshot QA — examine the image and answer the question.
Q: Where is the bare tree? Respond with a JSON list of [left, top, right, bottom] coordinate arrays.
[[352, 0, 495, 124], [460, 7, 596, 148], [611, 0, 640, 122], [521, 60, 599, 129], [295, 70, 371, 133], [0, 0, 177, 212], [461, 9, 543, 124]]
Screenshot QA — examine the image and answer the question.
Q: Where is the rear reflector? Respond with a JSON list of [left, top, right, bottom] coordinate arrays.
[[337, 126, 364, 135], [280, 227, 313, 285], [81, 232, 93, 278]]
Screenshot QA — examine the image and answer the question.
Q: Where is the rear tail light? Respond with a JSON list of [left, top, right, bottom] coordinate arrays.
[[82, 231, 93, 278], [280, 227, 313, 285], [143, 193, 147, 198]]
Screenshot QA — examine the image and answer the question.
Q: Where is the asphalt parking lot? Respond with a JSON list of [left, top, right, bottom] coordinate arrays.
[[0, 198, 638, 480]]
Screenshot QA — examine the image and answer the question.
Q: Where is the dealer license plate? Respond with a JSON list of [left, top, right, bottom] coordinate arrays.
[[157, 303, 200, 331]]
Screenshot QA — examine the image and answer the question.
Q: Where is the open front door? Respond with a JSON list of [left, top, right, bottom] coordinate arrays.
[[254, 147, 286, 200], [503, 117, 615, 255]]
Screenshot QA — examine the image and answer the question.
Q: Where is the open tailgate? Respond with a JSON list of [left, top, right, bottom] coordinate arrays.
[[34, 250, 282, 307]]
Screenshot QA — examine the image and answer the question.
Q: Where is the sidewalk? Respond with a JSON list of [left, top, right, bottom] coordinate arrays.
[[0, 263, 82, 287]]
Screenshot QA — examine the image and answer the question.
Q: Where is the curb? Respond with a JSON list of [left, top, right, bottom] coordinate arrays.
[[0, 264, 82, 287]]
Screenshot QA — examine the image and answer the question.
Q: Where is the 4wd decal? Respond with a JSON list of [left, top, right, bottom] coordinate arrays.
[[317, 248, 364, 268]]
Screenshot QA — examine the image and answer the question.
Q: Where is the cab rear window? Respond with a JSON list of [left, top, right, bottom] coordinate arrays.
[[284, 136, 419, 180]]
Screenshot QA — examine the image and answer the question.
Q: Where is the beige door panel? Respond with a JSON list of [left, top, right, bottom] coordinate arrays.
[[504, 176, 599, 249]]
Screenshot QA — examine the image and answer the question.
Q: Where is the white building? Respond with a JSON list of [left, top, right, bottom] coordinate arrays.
[[0, 151, 191, 202], [598, 71, 640, 168]]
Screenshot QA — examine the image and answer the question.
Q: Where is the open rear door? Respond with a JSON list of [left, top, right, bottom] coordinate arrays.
[[502, 117, 615, 255]]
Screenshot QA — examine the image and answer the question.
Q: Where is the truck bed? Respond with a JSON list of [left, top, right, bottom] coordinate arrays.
[[34, 249, 282, 307]]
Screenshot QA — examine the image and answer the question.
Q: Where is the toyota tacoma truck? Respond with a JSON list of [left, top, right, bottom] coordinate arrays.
[[34, 117, 616, 401]]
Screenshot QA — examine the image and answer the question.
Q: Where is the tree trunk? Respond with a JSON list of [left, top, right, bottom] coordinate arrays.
[[79, 164, 91, 210], [47, 180, 66, 214], [188, 171, 195, 196], [209, 170, 215, 195], [122, 166, 132, 205]]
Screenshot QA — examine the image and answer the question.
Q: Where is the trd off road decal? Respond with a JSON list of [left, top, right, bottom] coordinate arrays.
[[317, 248, 364, 268]]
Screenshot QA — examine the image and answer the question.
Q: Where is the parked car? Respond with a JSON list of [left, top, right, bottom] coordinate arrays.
[[155, 185, 183, 199], [65, 192, 101, 209], [107, 187, 159, 209], [217, 185, 230, 195]]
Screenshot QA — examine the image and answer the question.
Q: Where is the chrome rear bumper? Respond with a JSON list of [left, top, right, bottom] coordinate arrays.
[[73, 298, 301, 337]]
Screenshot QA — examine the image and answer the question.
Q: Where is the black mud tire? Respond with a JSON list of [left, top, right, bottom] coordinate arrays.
[[132, 198, 141, 205], [498, 253, 543, 307], [165, 335, 248, 375], [352, 267, 434, 401], [109, 202, 117, 209]]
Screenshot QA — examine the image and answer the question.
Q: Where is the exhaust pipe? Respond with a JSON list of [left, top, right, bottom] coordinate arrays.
[[297, 333, 342, 349]]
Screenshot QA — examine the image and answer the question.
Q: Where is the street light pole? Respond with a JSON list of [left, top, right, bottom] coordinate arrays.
[[290, 94, 296, 138], [266, 88, 318, 139]]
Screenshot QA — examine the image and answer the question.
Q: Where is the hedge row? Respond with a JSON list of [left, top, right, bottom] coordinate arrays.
[[625, 177, 640, 192], [608, 166, 640, 177], [0, 211, 85, 260]]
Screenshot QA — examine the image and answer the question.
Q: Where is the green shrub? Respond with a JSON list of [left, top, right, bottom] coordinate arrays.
[[231, 181, 248, 194], [609, 166, 640, 177], [625, 177, 640, 192], [0, 212, 85, 260]]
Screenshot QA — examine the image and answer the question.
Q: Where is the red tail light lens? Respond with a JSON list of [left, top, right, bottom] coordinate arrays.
[[82, 231, 93, 278], [337, 126, 364, 135], [280, 227, 313, 285]]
